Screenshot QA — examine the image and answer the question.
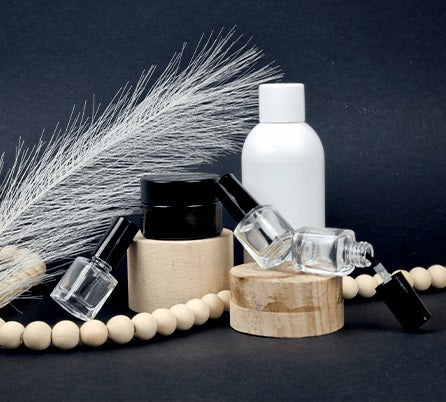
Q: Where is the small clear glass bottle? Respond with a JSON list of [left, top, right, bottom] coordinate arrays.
[[292, 227, 374, 276], [216, 174, 294, 269], [51, 217, 138, 321], [51, 256, 117, 321]]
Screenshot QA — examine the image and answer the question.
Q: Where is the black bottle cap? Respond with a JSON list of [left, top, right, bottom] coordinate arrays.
[[215, 173, 259, 223], [376, 271, 432, 331], [92, 217, 139, 269], [140, 173, 222, 240]]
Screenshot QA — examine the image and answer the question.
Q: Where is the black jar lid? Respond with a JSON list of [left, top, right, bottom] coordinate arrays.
[[140, 173, 222, 240]]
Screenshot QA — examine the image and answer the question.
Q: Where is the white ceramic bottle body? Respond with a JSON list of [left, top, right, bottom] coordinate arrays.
[[242, 122, 325, 230]]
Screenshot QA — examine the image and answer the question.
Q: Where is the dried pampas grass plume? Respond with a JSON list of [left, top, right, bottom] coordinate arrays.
[[0, 29, 281, 307]]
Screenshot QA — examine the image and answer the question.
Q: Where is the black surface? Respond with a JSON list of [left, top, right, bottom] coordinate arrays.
[[0, 1, 445, 400], [1, 290, 445, 401]]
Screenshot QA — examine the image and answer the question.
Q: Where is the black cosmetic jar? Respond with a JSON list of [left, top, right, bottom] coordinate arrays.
[[140, 173, 223, 240]]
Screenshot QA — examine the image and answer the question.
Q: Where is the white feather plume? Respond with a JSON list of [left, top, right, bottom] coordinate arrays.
[[0, 29, 281, 306]]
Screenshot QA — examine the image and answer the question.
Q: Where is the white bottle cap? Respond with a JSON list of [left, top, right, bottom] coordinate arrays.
[[259, 83, 305, 123]]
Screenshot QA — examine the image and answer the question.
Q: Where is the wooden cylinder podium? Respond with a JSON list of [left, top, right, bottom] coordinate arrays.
[[230, 262, 343, 338], [127, 229, 233, 312]]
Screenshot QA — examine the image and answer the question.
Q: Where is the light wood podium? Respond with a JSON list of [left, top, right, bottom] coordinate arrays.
[[230, 262, 343, 338]]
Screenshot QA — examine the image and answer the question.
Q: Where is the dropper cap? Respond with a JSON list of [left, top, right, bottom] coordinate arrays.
[[215, 174, 259, 223], [369, 255, 431, 331], [92, 217, 139, 269]]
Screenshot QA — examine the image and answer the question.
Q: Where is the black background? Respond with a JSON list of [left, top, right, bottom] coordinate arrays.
[[0, 1, 445, 401]]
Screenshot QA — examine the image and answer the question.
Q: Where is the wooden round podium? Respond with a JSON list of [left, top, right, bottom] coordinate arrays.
[[230, 262, 343, 338]]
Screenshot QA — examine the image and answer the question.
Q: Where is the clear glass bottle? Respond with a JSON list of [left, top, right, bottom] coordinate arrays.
[[216, 174, 294, 269], [292, 227, 374, 276], [51, 217, 138, 321], [235, 205, 293, 268]]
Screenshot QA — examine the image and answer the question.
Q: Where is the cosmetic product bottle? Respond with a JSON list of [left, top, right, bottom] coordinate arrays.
[[242, 83, 325, 229], [292, 227, 374, 276], [369, 255, 431, 330], [127, 173, 233, 312], [216, 173, 294, 269], [51, 217, 139, 321]]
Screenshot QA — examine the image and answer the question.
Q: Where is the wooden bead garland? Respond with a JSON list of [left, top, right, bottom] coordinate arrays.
[[342, 264, 446, 299], [0, 290, 229, 351], [0, 264, 444, 351]]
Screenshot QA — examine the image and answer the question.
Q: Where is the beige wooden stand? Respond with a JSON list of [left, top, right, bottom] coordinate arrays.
[[230, 262, 343, 338], [127, 229, 233, 312]]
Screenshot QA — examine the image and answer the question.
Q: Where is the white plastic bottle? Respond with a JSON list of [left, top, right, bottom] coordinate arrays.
[[242, 83, 325, 230]]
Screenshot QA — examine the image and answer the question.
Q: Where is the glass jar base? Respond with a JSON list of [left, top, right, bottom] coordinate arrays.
[[51, 285, 111, 321]]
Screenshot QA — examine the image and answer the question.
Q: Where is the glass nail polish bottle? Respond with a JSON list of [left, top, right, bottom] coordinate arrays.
[[51, 217, 139, 321], [292, 227, 374, 276], [216, 173, 294, 269]]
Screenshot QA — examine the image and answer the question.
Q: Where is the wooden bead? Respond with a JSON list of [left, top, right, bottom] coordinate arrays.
[[170, 304, 195, 331], [201, 293, 224, 319], [217, 290, 231, 311], [0, 321, 24, 349], [23, 321, 52, 350], [107, 315, 134, 344], [410, 267, 431, 291], [80, 320, 108, 347], [52, 320, 80, 350], [356, 274, 377, 298], [393, 270, 414, 287], [373, 273, 384, 286], [185, 298, 210, 325], [132, 313, 157, 340], [152, 308, 176, 336], [428, 265, 446, 288], [342, 276, 358, 299]]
